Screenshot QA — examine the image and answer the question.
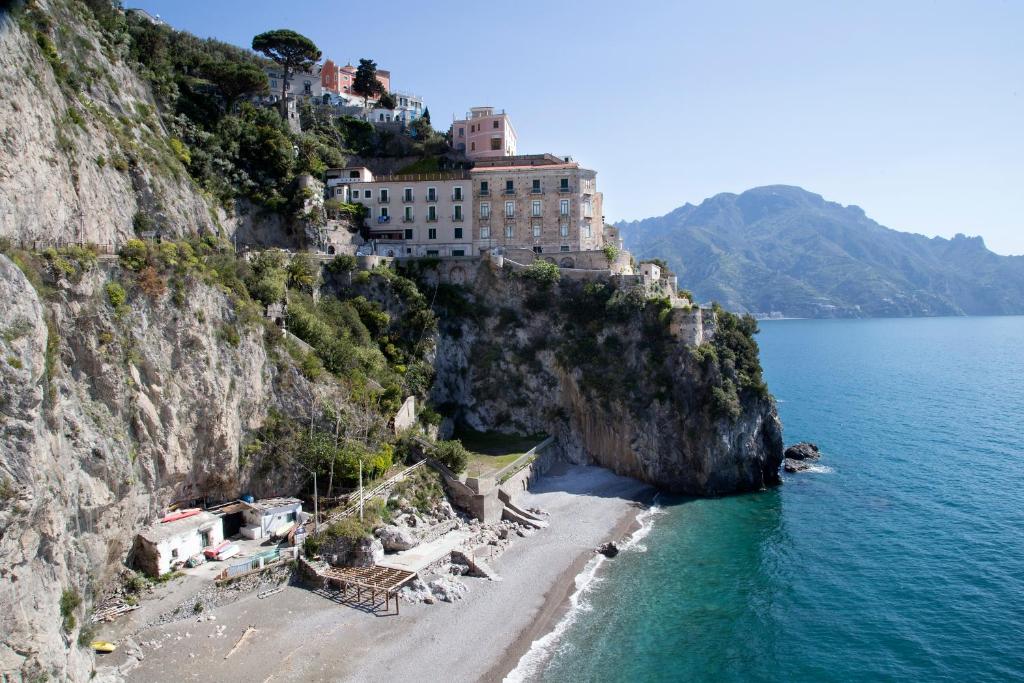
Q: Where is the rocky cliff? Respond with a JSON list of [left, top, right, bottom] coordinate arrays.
[[417, 263, 783, 495]]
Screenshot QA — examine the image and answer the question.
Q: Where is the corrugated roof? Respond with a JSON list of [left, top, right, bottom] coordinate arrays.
[[137, 511, 219, 544]]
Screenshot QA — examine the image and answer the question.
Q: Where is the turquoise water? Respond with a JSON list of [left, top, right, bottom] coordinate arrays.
[[536, 317, 1024, 682]]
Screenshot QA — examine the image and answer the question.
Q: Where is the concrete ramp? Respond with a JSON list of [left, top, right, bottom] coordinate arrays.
[[502, 502, 548, 529], [376, 529, 472, 573]]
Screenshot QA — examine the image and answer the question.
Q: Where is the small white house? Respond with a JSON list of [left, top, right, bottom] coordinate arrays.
[[132, 512, 224, 577], [240, 497, 303, 540]]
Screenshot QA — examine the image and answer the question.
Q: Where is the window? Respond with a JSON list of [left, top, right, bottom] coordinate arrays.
[[504, 224, 514, 238], [490, 138, 501, 151], [532, 223, 541, 237], [404, 206, 413, 221], [171, 548, 179, 558], [404, 229, 413, 240], [427, 187, 437, 202], [480, 181, 489, 196], [583, 200, 592, 217], [560, 199, 570, 216], [560, 245, 570, 252], [380, 207, 389, 218], [364, 189, 372, 199], [427, 206, 437, 221], [380, 188, 389, 202], [505, 201, 515, 218], [454, 227, 463, 239], [471, 142, 476, 151], [533, 245, 542, 254], [560, 224, 569, 237], [532, 179, 541, 193], [583, 225, 592, 238], [454, 205, 463, 221], [453, 186, 463, 201], [458, 127, 465, 137], [480, 202, 490, 218], [532, 200, 542, 217], [428, 228, 437, 239], [349, 171, 360, 178], [481, 225, 491, 239], [505, 180, 514, 195], [427, 249, 439, 256], [403, 188, 413, 202], [453, 249, 465, 256], [493, 120, 500, 129], [560, 178, 570, 192]]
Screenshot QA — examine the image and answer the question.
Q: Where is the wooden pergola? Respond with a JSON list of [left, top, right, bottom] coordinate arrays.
[[321, 565, 417, 615]]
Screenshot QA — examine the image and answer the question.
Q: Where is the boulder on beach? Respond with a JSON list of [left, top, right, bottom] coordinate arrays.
[[597, 542, 620, 558], [376, 524, 419, 552]]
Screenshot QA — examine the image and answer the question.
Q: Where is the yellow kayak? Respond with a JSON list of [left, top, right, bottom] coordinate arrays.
[[91, 641, 117, 653]]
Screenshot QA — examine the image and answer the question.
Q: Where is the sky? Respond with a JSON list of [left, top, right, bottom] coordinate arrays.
[[132, 0, 1024, 255]]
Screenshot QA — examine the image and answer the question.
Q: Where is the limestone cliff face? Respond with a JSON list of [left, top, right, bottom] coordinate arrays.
[[0, 255, 326, 680], [427, 264, 784, 495], [0, 2, 216, 246]]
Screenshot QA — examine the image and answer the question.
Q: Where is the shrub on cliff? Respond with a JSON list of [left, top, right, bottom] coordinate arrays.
[[521, 260, 560, 286], [105, 282, 126, 309], [432, 440, 469, 474]]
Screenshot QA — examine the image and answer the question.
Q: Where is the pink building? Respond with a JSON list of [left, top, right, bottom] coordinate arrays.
[[451, 107, 518, 160], [321, 60, 390, 97]]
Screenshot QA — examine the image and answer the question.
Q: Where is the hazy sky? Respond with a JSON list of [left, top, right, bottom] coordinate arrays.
[[132, 0, 1024, 255]]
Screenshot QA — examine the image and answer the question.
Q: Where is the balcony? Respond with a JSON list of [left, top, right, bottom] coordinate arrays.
[[426, 194, 438, 203], [531, 188, 544, 194], [479, 214, 491, 222], [503, 189, 516, 196], [426, 215, 438, 223], [379, 196, 390, 204], [452, 193, 464, 201], [558, 186, 572, 194], [376, 215, 392, 224], [477, 189, 490, 197], [402, 194, 414, 203], [452, 215, 464, 222], [402, 216, 414, 223]]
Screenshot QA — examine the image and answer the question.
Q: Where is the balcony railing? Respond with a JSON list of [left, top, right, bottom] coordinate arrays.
[[402, 216, 414, 223], [376, 216, 392, 224], [452, 193, 464, 201], [379, 196, 390, 204], [427, 194, 438, 202], [503, 189, 516, 195], [426, 215, 438, 222], [531, 188, 543, 194], [402, 195, 414, 203], [559, 186, 572, 193], [452, 215, 464, 222], [479, 214, 491, 222], [477, 189, 490, 196]]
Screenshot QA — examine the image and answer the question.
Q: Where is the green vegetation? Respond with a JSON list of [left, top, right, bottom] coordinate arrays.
[[352, 58, 385, 106], [104, 281, 126, 309], [521, 260, 560, 286], [430, 439, 469, 474], [60, 588, 81, 632], [251, 29, 321, 116], [602, 244, 620, 263]]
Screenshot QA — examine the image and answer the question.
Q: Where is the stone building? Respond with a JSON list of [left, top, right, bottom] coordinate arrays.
[[131, 512, 224, 577], [470, 154, 603, 255], [325, 167, 473, 257]]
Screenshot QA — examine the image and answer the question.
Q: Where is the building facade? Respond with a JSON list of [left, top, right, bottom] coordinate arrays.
[[470, 155, 603, 255], [265, 67, 324, 100], [321, 60, 391, 98], [451, 107, 517, 160], [325, 168, 473, 257]]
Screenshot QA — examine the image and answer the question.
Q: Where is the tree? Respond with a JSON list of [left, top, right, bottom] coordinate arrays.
[[377, 92, 396, 110], [205, 62, 269, 113], [410, 115, 433, 140], [251, 29, 321, 118], [421, 107, 431, 125], [352, 58, 384, 107]]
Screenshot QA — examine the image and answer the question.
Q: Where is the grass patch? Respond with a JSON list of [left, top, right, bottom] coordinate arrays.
[[453, 427, 547, 477]]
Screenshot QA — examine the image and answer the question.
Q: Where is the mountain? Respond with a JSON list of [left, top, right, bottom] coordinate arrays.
[[620, 186, 1024, 318]]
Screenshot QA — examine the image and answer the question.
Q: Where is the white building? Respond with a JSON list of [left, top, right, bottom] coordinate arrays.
[[239, 498, 303, 540], [132, 512, 224, 577]]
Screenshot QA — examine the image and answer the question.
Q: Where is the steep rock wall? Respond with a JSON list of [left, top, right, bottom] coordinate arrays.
[[427, 264, 783, 495], [0, 255, 328, 681]]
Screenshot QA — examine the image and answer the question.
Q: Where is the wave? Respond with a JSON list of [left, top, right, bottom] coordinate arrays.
[[504, 497, 664, 682]]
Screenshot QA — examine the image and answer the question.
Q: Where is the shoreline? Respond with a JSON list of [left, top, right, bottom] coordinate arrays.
[[490, 490, 655, 682], [113, 465, 654, 682]]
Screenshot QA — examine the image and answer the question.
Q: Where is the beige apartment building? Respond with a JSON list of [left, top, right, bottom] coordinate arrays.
[[325, 168, 473, 257], [471, 154, 603, 255]]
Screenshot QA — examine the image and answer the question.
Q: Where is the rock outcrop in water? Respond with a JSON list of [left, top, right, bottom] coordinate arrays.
[[783, 442, 821, 472]]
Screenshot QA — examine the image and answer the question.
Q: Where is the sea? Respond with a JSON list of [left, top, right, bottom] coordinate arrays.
[[512, 316, 1024, 683]]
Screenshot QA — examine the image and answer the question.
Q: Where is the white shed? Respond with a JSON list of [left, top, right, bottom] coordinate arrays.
[[132, 512, 224, 577], [240, 498, 303, 540]]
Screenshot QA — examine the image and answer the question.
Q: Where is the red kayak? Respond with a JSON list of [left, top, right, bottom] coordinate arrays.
[[204, 540, 232, 559], [160, 508, 201, 523]]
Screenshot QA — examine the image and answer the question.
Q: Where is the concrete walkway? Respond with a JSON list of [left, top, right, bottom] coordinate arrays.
[[376, 529, 472, 573]]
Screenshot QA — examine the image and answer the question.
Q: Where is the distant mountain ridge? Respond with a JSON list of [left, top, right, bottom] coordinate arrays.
[[620, 185, 1024, 318]]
